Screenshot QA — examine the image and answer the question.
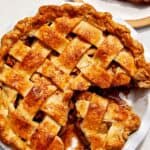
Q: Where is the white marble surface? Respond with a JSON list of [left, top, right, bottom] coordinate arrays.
[[0, 0, 150, 150], [85, 0, 150, 19]]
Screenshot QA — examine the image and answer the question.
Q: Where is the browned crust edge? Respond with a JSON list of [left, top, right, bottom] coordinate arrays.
[[0, 3, 150, 87]]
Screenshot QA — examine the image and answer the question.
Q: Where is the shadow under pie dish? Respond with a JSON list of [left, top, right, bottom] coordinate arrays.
[[0, 3, 150, 150]]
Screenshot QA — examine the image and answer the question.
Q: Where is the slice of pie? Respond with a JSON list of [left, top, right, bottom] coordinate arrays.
[[75, 92, 140, 150], [0, 3, 148, 150]]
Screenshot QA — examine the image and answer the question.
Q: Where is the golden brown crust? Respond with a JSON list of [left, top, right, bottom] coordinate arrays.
[[57, 37, 90, 73], [76, 92, 140, 150], [37, 59, 71, 90], [0, 4, 149, 87], [0, 3, 146, 150], [9, 111, 37, 140]]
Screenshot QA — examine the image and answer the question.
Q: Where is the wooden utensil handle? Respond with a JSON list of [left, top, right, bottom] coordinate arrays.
[[72, 0, 150, 28], [126, 17, 150, 28]]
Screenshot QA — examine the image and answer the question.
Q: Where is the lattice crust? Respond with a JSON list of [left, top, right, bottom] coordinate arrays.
[[76, 92, 140, 150], [0, 3, 147, 150]]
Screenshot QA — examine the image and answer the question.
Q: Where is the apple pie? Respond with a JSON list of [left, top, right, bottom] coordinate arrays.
[[0, 3, 149, 150]]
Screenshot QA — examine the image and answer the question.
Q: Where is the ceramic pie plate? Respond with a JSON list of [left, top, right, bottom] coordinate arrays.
[[0, 1, 150, 150]]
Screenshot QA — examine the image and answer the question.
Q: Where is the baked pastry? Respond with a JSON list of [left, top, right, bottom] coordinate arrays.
[[0, 3, 148, 150], [119, 0, 150, 4], [75, 92, 140, 150]]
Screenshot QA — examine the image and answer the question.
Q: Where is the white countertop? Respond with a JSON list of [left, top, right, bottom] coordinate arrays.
[[0, 0, 150, 150]]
